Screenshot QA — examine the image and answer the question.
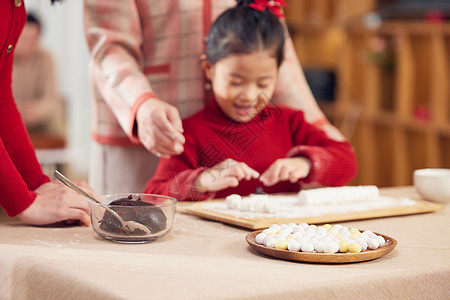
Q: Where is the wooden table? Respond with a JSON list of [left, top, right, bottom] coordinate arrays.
[[0, 186, 449, 299]]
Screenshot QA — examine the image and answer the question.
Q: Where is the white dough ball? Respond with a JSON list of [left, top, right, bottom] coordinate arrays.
[[283, 227, 294, 234], [293, 227, 305, 234], [241, 197, 253, 211], [264, 201, 279, 213], [309, 237, 319, 246], [332, 224, 343, 231], [356, 239, 368, 251], [299, 222, 309, 229], [328, 228, 339, 236], [320, 236, 332, 243], [255, 233, 267, 244], [269, 224, 281, 231], [263, 235, 274, 245], [367, 238, 380, 250], [301, 241, 315, 253], [339, 228, 351, 237], [225, 194, 241, 210], [287, 239, 301, 252], [264, 237, 277, 248], [315, 241, 325, 253], [376, 235, 386, 247], [358, 234, 370, 242], [293, 232, 304, 238], [262, 229, 273, 235], [305, 227, 316, 237], [252, 198, 265, 212], [274, 233, 288, 241], [295, 236, 305, 244], [316, 226, 328, 236], [288, 223, 297, 229], [323, 242, 339, 253], [312, 234, 323, 241]]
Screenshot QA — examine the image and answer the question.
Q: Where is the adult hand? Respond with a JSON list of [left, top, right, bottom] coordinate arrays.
[[16, 180, 93, 226], [195, 159, 260, 193], [259, 157, 311, 186], [136, 97, 185, 158]]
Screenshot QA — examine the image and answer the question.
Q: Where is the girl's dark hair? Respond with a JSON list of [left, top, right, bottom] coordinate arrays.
[[27, 13, 41, 29], [206, 0, 285, 67]]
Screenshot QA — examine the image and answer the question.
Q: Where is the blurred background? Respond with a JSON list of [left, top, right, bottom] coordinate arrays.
[[22, 0, 450, 187], [22, 0, 90, 180]]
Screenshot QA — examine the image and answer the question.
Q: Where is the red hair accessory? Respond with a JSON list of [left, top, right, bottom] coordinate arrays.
[[248, 0, 287, 18]]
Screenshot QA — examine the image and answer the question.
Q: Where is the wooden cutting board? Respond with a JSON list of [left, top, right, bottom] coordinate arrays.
[[176, 186, 445, 230]]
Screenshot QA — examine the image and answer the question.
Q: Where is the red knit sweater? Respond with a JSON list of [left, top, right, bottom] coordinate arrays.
[[144, 100, 358, 201], [0, 1, 50, 217]]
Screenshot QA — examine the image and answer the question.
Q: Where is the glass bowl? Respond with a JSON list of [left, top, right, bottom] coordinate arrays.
[[89, 193, 177, 243]]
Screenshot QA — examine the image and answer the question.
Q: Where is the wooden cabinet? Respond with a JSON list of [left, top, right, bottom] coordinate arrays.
[[337, 22, 450, 186], [285, 1, 450, 187]]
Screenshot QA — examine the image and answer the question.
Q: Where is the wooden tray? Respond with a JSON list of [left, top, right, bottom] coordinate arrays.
[[246, 229, 397, 263], [177, 191, 444, 230]]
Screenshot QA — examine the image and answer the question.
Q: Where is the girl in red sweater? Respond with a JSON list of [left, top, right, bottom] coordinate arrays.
[[144, 0, 358, 201]]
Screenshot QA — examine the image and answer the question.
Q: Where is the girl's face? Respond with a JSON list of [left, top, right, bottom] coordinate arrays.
[[203, 50, 278, 122]]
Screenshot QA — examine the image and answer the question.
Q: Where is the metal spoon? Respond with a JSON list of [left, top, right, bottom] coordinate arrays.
[[54, 170, 151, 237]]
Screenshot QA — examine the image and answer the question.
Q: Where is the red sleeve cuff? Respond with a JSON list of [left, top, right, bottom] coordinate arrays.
[[168, 167, 216, 201], [286, 145, 332, 185], [128, 92, 158, 144], [3, 190, 36, 217]]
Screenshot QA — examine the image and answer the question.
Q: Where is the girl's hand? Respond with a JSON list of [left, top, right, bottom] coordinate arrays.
[[195, 159, 260, 193], [259, 157, 311, 186], [136, 98, 185, 158]]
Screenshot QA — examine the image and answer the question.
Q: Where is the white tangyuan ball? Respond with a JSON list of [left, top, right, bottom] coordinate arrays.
[[299, 222, 309, 229], [376, 235, 386, 247], [305, 227, 316, 237], [332, 224, 343, 230], [293, 226, 305, 234], [316, 226, 328, 236], [309, 237, 319, 246], [269, 224, 281, 231], [288, 223, 297, 229], [367, 238, 380, 250], [262, 229, 273, 235], [323, 242, 339, 254], [301, 241, 315, 253], [255, 233, 266, 244], [315, 241, 325, 253], [225, 194, 241, 209], [252, 198, 265, 212], [265, 237, 277, 248], [274, 233, 288, 241], [328, 228, 339, 236], [279, 224, 289, 230], [356, 239, 368, 251], [288, 239, 301, 252], [283, 227, 294, 234]]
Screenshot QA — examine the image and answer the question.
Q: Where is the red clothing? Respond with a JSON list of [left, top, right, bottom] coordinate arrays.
[[144, 100, 357, 201], [0, 1, 50, 217]]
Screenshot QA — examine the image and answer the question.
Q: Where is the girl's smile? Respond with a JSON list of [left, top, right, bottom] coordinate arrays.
[[203, 50, 279, 122], [234, 103, 256, 116]]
